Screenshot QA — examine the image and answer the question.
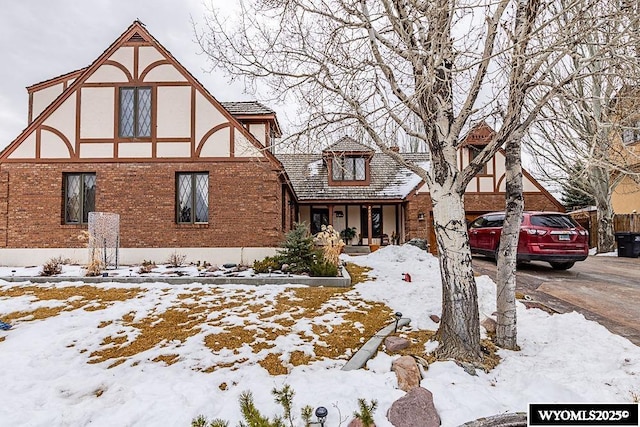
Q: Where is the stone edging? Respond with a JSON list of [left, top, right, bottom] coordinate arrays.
[[0, 266, 352, 288]]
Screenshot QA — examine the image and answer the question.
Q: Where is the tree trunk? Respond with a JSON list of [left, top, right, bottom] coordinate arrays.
[[589, 165, 615, 253], [431, 184, 482, 362], [495, 137, 523, 350]]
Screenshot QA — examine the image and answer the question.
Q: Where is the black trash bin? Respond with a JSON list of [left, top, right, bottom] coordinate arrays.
[[614, 232, 640, 258]]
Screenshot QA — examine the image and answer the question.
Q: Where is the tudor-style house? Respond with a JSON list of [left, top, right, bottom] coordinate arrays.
[[279, 123, 564, 254], [0, 21, 294, 265], [0, 21, 563, 265]]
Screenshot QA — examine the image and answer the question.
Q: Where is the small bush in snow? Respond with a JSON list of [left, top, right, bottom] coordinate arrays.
[[167, 252, 187, 268], [353, 398, 378, 427], [253, 256, 283, 274], [40, 256, 67, 276], [138, 260, 156, 274]]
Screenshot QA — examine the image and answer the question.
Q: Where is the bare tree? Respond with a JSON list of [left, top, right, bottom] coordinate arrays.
[[526, 0, 640, 253], [195, 0, 622, 361]]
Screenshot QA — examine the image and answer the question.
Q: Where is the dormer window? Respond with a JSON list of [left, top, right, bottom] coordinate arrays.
[[332, 156, 366, 181]]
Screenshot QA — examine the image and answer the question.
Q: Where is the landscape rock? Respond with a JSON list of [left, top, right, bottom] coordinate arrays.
[[481, 317, 497, 334], [429, 314, 440, 323], [387, 387, 440, 427], [385, 336, 410, 352], [391, 355, 421, 392]]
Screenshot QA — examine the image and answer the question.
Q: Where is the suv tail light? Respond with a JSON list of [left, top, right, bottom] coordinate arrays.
[[525, 228, 547, 236], [578, 230, 588, 236]]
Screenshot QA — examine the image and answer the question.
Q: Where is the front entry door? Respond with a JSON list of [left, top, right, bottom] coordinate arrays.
[[310, 208, 329, 235]]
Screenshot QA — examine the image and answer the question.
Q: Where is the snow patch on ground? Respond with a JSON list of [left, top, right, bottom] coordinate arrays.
[[0, 244, 638, 426]]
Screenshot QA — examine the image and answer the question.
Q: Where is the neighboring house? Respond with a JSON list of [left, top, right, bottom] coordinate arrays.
[[611, 87, 640, 214], [0, 21, 294, 265], [0, 21, 562, 265], [278, 123, 564, 254]]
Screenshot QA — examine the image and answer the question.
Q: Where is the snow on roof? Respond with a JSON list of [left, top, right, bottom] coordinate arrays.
[[277, 152, 430, 201]]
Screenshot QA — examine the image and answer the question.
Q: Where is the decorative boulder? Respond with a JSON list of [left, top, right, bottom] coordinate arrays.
[[387, 387, 440, 427], [392, 355, 422, 392], [385, 336, 410, 352]]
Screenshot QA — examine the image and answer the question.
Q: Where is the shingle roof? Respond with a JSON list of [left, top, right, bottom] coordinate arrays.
[[221, 101, 275, 116], [323, 136, 374, 153], [277, 152, 430, 201]]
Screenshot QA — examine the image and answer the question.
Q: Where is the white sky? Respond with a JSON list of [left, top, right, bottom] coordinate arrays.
[[0, 0, 252, 150]]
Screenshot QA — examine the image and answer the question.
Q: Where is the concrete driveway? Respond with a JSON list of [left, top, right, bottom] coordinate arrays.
[[472, 255, 640, 346]]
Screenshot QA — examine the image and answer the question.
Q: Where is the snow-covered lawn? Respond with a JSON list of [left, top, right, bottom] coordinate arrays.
[[0, 245, 638, 426]]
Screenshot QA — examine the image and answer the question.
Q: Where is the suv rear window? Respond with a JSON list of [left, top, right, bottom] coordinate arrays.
[[469, 214, 504, 228], [530, 214, 577, 228]]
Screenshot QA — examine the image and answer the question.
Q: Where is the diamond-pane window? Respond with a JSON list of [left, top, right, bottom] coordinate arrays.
[[355, 158, 366, 180], [119, 87, 152, 138], [64, 173, 96, 224], [332, 156, 367, 181], [177, 173, 209, 224]]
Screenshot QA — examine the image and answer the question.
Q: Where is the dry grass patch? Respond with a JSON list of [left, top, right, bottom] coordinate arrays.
[[259, 353, 289, 375], [153, 354, 180, 365], [0, 336, 5, 343], [0, 286, 141, 323], [345, 263, 374, 284], [89, 306, 205, 365]]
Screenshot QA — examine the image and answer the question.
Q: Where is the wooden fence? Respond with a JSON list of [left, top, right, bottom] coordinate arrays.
[[569, 211, 640, 248]]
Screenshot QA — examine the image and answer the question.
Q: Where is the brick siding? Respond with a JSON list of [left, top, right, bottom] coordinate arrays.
[[0, 161, 288, 249]]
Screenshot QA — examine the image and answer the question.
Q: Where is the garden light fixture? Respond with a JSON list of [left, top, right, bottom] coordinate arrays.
[[394, 312, 403, 332]]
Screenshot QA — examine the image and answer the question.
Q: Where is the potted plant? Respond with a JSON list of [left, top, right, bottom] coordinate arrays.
[[340, 227, 357, 245]]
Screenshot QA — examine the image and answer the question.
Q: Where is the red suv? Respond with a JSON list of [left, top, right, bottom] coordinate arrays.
[[468, 211, 589, 270]]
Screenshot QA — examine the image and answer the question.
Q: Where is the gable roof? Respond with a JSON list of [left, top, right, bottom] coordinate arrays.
[[0, 20, 284, 169], [460, 121, 495, 147], [323, 136, 374, 153], [277, 152, 430, 201]]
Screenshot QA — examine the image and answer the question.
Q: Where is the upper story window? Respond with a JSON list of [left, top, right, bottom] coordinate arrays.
[[177, 173, 209, 224], [622, 120, 640, 145], [64, 173, 96, 224], [119, 87, 152, 138], [469, 145, 488, 175], [332, 156, 366, 181]]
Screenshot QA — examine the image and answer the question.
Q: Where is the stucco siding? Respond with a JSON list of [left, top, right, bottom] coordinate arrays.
[[86, 64, 129, 83], [80, 87, 115, 139], [200, 127, 230, 157], [108, 46, 134, 76], [143, 64, 187, 82], [43, 96, 76, 149], [32, 83, 64, 119], [156, 86, 191, 138], [157, 142, 191, 158], [40, 129, 71, 159], [195, 91, 227, 144]]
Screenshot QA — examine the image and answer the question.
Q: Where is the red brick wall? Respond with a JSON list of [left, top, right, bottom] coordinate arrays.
[[0, 161, 286, 249]]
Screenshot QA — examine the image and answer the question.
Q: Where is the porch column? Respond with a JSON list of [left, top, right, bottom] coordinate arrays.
[[367, 205, 373, 245], [328, 205, 334, 226]]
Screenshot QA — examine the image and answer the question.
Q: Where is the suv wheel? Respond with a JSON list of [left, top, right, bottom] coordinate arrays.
[[549, 261, 575, 270]]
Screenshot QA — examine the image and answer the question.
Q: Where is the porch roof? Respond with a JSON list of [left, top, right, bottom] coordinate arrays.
[[276, 152, 430, 201]]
